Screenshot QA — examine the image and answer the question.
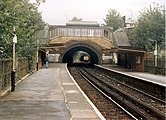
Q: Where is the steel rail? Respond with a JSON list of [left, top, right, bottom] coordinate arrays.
[[80, 66, 165, 120], [92, 67, 166, 104], [76, 67, 149, 120]]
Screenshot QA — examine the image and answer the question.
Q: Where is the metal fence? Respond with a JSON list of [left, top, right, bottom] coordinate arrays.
[[144, 60, 165, 75], [0, 58, 29, 95]]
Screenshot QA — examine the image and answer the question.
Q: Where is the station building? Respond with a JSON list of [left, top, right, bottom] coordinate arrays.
[[37, 21, 146, 72]]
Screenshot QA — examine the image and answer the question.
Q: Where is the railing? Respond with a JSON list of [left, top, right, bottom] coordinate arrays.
[[49, 27, 103, 39], [17, 58, 29, 80], [0, 58, 29, 96], [144, 60, 165, 75]]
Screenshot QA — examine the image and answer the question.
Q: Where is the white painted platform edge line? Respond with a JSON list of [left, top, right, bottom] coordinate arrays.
[[95, 64, 166, 87], [16, 73, 30, 86], [65, 64, 106, 120], [60, 67, 73, 120]]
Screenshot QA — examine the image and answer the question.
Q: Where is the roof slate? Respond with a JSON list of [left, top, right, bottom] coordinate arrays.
[[113, 31, 131, 47]]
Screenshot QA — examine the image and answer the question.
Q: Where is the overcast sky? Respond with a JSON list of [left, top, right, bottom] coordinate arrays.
[[33, 0, 165, 25]]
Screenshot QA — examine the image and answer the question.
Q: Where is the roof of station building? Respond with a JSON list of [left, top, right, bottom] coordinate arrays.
[[113, 31, 131, 47], [66, 21, 100, 27]]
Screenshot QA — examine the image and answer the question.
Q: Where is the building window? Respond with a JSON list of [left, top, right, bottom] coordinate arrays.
[[88, 29, 94, 36], [68, 28, 73, 36], [82, 29, 87, 36], [104, 30, 109, 39], [49, 27, 103, 38], [74, 29, 80, 36], [136, 56, 141, 64], [95, 29, 102, 37]]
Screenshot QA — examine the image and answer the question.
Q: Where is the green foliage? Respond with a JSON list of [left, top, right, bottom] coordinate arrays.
[[129, 3, 165, 51], [36, 0, 46, 4], [104, 9, 124, 31], [0, 0, 45, 58]]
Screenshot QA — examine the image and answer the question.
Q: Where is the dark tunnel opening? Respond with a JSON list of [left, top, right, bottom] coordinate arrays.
[[62, 45, 99, 64]]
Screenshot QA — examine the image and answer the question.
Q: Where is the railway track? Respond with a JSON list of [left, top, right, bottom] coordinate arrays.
[[68, 65, 133, 120], [68, 64, 166, 120], [82, 66, 165, 119], [91, 67, 166, 112], [94, 65, 165, 101]]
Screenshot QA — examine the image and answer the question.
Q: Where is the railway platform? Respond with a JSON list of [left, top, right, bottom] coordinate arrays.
[[0, 63, 104, 120], [99, 64, 166, 87]]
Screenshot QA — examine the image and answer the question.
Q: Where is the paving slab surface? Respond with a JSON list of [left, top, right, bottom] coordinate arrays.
[[100, 64, 166, 86], [0, 64, 69, 120], [0, 63, 104, 120]]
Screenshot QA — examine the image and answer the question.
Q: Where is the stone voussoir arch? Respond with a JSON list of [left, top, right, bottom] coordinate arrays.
[[59, 41, 102, 64]]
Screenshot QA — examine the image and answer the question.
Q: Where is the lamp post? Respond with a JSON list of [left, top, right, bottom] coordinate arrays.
[[149, 39, 158, 74], [126, 9, 132, 20], [11, 33, 17, 91], [36, 37, 39, 71], [11, 1, 16, 91]]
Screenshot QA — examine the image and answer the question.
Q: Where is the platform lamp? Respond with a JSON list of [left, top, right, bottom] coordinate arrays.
[[149, 39, 158, 73], [11, 0, 17, 91], [36, 36, 39, 71], [126, 9, 132, 21], [11, 32, 17, 92]]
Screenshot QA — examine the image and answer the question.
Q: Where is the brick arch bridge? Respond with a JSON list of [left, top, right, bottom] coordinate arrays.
[[45, 21, 114, 64], [42, 21, 146, 72], [59, 42, 102, 64]]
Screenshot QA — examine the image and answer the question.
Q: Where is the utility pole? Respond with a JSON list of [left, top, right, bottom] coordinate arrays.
[[154, 40, 158, 67], [149, 39, 158, 73]]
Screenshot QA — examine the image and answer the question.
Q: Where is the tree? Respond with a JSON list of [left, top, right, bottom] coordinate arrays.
[[129, 3, 165, 51], [35, 0, 46, 5], [70, 17, 82, 21], [104, 9, 124, 31], [0, 0, 45, 58]]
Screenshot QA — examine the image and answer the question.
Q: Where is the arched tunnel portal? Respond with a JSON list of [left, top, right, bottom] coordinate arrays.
[[59, 44, 101, 64]]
